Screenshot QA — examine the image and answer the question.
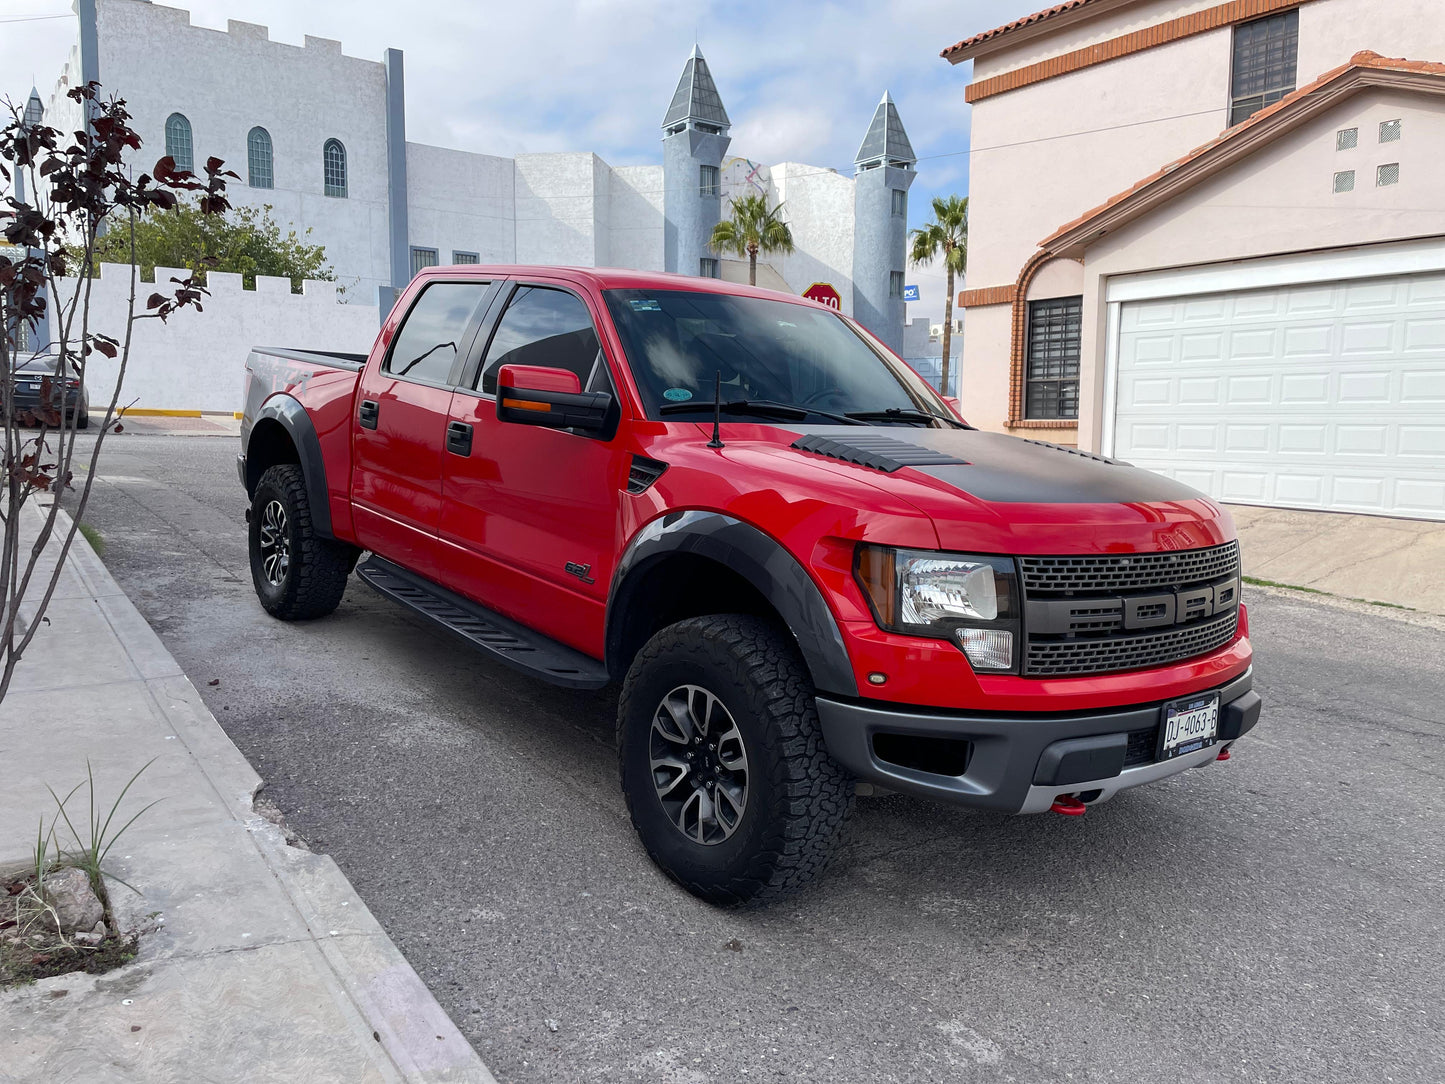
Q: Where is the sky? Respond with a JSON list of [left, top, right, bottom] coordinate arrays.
[[0, 0, 1039, 321]]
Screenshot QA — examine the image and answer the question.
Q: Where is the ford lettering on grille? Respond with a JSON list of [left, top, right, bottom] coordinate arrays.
[[1019, 542, 1241, 677]]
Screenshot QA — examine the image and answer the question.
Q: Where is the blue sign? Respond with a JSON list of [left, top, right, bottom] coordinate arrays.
[[902, 284, 920, 302]]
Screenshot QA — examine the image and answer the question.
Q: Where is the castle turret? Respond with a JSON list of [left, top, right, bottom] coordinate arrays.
[[662, 47, 731, 277], [851, 91, 916, 352]]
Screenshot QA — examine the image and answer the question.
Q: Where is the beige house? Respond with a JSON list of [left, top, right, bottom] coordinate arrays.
[[946, 0, 1445, 521]]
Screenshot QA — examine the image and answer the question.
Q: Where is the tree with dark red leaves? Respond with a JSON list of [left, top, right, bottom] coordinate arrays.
[[0, 82, 236, 701]]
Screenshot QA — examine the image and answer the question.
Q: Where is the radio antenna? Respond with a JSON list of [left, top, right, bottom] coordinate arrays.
[[707, 369, 724, 449]]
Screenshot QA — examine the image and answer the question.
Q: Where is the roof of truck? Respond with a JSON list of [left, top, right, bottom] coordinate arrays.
[[411, 265, 830, 306]]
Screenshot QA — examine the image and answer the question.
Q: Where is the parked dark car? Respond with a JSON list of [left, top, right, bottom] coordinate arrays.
[[7, 351, 89, 427]]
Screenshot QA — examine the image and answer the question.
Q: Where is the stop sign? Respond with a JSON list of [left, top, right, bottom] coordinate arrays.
[[802, 282, 841, 309]]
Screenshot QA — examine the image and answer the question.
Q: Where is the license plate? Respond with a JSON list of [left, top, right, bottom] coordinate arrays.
[[23, 383, 40, 392], [1158, 692, 1220, 760]]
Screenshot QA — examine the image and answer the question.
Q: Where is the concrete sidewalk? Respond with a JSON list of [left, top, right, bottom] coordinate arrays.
[[0, 509, 495, 1083], [1229, 504, 1445, 616]]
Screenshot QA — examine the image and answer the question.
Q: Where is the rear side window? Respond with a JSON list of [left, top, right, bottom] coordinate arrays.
[[384, 282, 490, 385], [479, 286, 603, 395]]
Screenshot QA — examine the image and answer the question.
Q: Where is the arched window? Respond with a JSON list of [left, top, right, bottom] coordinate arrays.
[[247, 126, 273, 189], [323, 138, 347, 198], [164, 113, 193, 173]]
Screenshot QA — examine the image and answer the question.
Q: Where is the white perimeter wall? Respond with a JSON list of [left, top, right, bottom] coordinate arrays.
[[48, 264, 380, 413]]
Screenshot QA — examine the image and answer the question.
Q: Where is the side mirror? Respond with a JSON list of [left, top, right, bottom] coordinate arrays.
[[496, 364, 612, 433], [942, 396, 966, 422]]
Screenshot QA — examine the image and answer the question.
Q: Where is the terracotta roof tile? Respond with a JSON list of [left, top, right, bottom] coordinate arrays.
[[1038, 52, 1445, 250], [941, 0, 1103, 60]]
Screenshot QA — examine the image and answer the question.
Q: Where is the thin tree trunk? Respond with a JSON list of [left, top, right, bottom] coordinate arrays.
[[748, 246, 757, 286], [941, 266, 955, 397]]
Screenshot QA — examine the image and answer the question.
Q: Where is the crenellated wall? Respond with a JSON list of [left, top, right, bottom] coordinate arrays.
[[47, 264, 380, 412]]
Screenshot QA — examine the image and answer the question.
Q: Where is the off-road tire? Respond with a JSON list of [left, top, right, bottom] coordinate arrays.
[[249, 463, 353, 620], [618, 615, 854, 906]]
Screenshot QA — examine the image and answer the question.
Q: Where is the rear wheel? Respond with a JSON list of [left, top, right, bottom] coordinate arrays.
[[249, 463, 354, 620], [618, 615, 853, 905]]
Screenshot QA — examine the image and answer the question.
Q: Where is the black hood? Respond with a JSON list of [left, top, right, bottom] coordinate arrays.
[[785, 426, 1207, 505]]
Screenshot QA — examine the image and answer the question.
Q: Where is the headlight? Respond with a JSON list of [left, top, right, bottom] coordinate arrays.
[[855, 546, 1019, 672]]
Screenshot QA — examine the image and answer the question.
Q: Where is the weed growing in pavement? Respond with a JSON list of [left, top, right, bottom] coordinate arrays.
[[47, 759, 161, 931], [1, 762, 159, 987]]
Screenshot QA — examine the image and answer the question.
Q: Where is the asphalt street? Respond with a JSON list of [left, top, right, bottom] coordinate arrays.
[[63, 431, 1445, 1084]]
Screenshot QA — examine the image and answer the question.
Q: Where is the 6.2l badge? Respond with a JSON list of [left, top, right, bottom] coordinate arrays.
[[564, 561, 595, 585]]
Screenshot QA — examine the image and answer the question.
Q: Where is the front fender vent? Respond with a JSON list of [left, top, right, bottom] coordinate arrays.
[[627, 455, 668, 494], [790, 433, 968, 473]]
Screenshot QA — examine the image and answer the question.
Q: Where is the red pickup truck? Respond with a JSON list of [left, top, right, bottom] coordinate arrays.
[[239, 266, 1260, 904]]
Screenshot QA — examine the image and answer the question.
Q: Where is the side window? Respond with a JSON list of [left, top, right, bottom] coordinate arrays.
[[479, 286, 604, 395], [383, 282, 490, 385]]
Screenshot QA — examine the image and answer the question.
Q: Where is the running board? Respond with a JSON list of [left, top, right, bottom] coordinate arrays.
[[355, 556, 610, 690]]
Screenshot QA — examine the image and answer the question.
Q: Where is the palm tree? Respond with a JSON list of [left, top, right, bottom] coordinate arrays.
[[710, 194, 794, 286], [909, 195, 968, 397]]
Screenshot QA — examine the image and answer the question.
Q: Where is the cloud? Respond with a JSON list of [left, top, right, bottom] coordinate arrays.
[[1, 0, 1035, 319]]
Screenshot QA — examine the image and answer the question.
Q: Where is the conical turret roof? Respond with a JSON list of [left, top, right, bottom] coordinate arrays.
[[855, 91, 915, 168], [662, 45, 730, 132]]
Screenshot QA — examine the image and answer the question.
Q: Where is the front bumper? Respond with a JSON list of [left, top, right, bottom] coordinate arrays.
[[816, 668, 1260, 814]]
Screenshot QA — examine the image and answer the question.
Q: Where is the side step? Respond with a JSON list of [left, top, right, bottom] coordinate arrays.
[[355, 556, 610, 690]]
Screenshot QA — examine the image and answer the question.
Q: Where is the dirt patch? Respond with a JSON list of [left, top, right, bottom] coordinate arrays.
[[1, 873, 140, 989], [0, 932, 139, 987]]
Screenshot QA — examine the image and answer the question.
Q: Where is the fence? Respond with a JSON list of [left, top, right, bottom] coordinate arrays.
[[46, 265, 380, 413]]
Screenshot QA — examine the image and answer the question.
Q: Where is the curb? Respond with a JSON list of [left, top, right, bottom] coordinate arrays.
[[23, 509, 497, 1083]]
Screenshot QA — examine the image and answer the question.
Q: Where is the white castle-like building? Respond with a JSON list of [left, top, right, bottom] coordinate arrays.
[[44, 0, 922, 351]]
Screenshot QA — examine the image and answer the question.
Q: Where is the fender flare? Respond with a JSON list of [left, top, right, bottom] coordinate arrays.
[[245, 394, 335, 539], [606, 510, 858, 698]]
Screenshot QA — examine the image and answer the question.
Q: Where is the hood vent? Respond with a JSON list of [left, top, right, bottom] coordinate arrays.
[[627, 455, 668, 494], [1020, 438, 1116, 464], [791, 433, 969, 474]]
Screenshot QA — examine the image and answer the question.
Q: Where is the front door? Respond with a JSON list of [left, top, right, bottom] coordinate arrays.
[[351, 279, 494, 579], [439, 282, 629, 657]]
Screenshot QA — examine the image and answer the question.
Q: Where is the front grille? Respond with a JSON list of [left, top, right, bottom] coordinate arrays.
[[1025, 609, 1238, 677], [1020, 541, 1240, 596]]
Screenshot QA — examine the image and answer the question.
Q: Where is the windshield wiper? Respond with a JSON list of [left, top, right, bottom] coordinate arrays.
[[845, 408, 970, 429], [659, 399, 865, 425]]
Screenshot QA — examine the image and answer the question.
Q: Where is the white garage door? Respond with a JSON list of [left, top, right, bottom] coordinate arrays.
[[1113, 271, 1445, 520]]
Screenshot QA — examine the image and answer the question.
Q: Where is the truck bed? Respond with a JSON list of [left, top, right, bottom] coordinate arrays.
[[249, 347, 368, 371]]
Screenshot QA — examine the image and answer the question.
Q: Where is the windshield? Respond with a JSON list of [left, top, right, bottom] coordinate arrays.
[[603, 288, 951, 424]]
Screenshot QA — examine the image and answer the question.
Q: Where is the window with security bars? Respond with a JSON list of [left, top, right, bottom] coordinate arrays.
[[1333, 170, 1355, 193], [698, 257, 719, 278], [1229, 10, 1298, 126], [1025, 296, 1082, 420], [1377, 162, 1399, 187], [452, 251, 479, 265], [247, 127, 273, 189], [164, 113, 193, 173], [1379, 119, 1401, 143], [323, 138, 347, 197], [1336, 127, 1357, 151], [410, 247, 438, 277], [890, 189, 907, 217], [889, 271, 904, 298], [699, 164, 720, 197]]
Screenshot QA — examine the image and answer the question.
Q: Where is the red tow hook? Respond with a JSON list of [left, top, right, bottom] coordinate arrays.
[[1050, 794, 1088, 816], [1216, 745, 1232, 761]]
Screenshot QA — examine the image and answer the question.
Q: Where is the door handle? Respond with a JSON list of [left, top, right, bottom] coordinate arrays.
[[358, 399, 379, 430], [446, 420, 473, 456]]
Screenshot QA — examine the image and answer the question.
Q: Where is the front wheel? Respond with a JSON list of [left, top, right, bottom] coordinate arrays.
[[618, 615, 854, 905], [248, 463, 354, 620]]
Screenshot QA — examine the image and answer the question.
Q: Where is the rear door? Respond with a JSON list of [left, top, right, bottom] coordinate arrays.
[[439, 280, 630, 656], [351, 278, 497, 578]]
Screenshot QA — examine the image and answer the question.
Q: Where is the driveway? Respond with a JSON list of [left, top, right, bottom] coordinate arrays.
[[66, 431, 1445, 1084]]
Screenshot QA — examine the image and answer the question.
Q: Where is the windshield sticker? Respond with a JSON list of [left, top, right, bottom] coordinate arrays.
[[629, 299, 662, 312], [663, 387, 694, 402]]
